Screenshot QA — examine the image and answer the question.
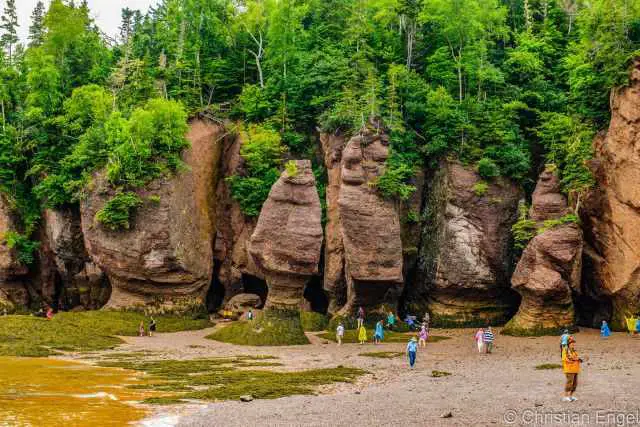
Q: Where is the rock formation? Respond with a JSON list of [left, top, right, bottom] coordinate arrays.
[[211, 128, 261, 309], [413, 161, 521, 325], [224, 293, 262, 312], [41, 208, 110, 309], [249, 160, 323, 310], [0, 195, 29, 311], [581, 61, 640, 329], [319, 131, 347, 313], [505, 168, 583, 334], [337, 119, 403, 314], [80, 119, 224, 312]]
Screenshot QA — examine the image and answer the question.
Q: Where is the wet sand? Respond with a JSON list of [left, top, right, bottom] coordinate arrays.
[[112, 326, 640, 426]]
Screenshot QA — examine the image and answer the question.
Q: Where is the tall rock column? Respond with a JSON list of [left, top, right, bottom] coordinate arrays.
[[319, 131, 347, 314], [337, 119, 403, 314], [581, 61, 640, 329], [505, 168, 583, 334], [249, 160, 323, 310]]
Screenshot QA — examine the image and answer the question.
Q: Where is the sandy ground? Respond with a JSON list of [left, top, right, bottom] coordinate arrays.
[[110, 326, 640, 426]]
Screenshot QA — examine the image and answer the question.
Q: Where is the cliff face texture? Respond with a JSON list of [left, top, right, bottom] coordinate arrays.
[[81, 119, 224, 312], [319, 131, 347, 313], [336, 121, 404, 314], [581, 61, 640, 329], [0, 196, 29, 311], [249, 160, 323, 310], [414, 161, 521, 325], [211, 128, 261, 308], [505, 169, 583, 334]]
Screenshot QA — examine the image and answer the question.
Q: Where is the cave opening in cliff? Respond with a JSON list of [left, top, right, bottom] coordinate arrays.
[[241, 274, 268, 308], [206, 261, 225, 312], [304, 275, 329, 314]]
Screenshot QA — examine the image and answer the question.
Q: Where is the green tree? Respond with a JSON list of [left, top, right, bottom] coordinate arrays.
[[0, 0, 19, 63], [28, 1, 46, 48]]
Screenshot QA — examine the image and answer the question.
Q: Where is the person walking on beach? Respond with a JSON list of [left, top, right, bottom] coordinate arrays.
[[387, 311, 396, 331], [474, 328, 484, 353], [357, 306, 365, 328], [374, 320, 385, 344], [138, 320, 145, 337], [562, 337, 582, 402], [336, 322, 345, 345], [418, 323, 428, 347], [560, 329, 570, 356], [148, 317, 157, 337], [600, 320, 611, 338], [406, 337, 418, 369], [358, 324, 367, 344], [483, 326, 495, 353]]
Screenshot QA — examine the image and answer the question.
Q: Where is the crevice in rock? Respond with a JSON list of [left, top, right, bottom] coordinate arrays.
[[303, 275, 328, 314], [206, 260, 225, 312]]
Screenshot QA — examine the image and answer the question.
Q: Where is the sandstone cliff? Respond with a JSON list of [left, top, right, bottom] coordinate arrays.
[[413, 161, 521, 325], [581, 61, 640, 329], [337, 120, 404, 314], [505, 168, 582, 334], [0, 195, 29, 311], [319, 131, 347, 313], [80, 119, 224, 312], [249, 160, 323, 310], [210, 127, 262, 310]]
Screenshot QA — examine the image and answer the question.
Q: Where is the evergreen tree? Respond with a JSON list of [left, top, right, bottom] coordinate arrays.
[[0, 0, 19, 63], [28, 1, 46, 48]]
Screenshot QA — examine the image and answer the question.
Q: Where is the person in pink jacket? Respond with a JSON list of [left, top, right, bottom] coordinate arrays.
[[474, 328, 484, 353]]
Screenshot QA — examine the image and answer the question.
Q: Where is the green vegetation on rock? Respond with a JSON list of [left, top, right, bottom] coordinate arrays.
[[0, 311, 211, 357], [207, 309, 309, 346], [300, 311, 329, 332]]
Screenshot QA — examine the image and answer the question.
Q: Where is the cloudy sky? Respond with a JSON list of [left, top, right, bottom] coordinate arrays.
[[11, 0, 158, 43]]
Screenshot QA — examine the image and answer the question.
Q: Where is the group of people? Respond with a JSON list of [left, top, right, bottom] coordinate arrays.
[[138, 317, 157, 337], [336, 307, 431, 368], [473, 326, 495, 353]]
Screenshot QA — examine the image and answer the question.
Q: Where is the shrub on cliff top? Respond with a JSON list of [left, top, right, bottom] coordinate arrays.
[[95, 192, 142, 230]]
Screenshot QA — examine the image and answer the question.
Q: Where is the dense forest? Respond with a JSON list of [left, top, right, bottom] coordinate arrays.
[[0, 0, 638, 264]]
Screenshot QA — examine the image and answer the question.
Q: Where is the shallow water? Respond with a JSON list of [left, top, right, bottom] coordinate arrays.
[[0, 357, 154, 426]]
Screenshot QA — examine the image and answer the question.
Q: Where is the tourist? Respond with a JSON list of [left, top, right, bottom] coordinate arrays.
[[418, 323, 428, 347], [600, 320, 611, 338], [387, 311, 396, 331], [423, 311, 430, 329], [46, 306, 54, 320], [247, 309, 254, 321], [357, 306, 365, 328], [374, 320, 384, 344], [138, 321, 145, 337], [149, 317, 157, 337], [474, 328, 484, 353], [406, 337, 418, 369], [560, 329, 570, 356], [336, 322, 345, 345], [562, 337, 582, 402], [483, 326, 495, 353], [635, 317, 640, 336], [358, 324, 367, 345]]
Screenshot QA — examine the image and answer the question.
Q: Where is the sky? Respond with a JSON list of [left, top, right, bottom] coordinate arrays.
[[10, 0, 158, 44]]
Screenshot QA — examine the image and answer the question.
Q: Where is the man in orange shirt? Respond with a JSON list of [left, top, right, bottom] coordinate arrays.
[[562, 337, 582, 402]]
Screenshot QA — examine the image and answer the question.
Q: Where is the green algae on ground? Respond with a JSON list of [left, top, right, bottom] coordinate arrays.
[[0, 311, 211, 357], [207, 309, 309, 346], [431, 370, 451, 377], [98, 356, 365, 404], [359, 351, 404, 358], [319, 329, 450, 344], [535, 363, 562, 370], [0, 356, 155, 426]]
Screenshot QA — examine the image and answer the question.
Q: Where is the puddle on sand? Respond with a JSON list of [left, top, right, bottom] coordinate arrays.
[[0, 357, 155, 426]]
